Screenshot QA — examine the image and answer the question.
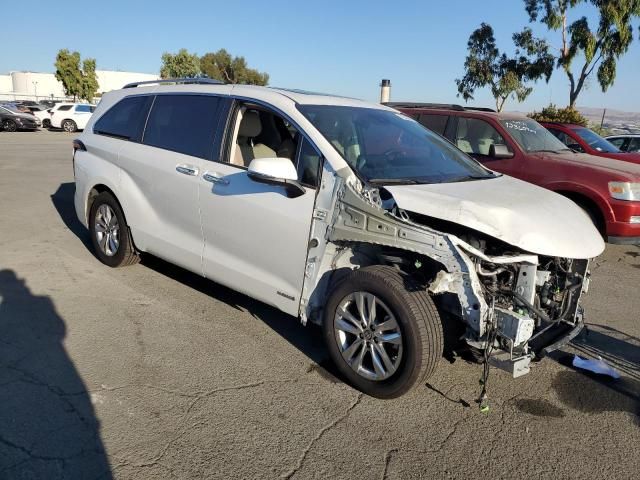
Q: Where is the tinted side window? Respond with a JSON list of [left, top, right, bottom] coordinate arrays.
[[629, 138, 640, 152], [143, 95, 221, 159], [94, 96, 151, 141], [75, 105, 92, 113], [58, 105, 73, 111], [418, 114, 448, 136], [607, 137, 625, 148], [456, 117, 511, 156]]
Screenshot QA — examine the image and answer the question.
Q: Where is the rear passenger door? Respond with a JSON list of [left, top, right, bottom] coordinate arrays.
[[117, 94, 223, 274], [74, 104, 94, 130]]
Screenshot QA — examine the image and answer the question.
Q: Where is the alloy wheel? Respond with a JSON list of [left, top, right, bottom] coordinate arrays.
[[94, 204, 120, 256], [333, 291, 403, 381]]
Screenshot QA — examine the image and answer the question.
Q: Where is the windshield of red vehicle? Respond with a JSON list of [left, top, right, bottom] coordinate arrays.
[[298, 105, 494, 185], [499, 118, 570, 153], [574, 127, 620, 153]]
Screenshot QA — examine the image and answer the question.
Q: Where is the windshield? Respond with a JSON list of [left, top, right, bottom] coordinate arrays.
[[500, 118, 570, 153], [297, 105, 494, 184], [1, 104, 21, 113], [573, 127, 620, 153]]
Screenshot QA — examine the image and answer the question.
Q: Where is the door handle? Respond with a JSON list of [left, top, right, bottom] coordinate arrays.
[[176, 164, 199, 176], [203, 172, 229, 186]]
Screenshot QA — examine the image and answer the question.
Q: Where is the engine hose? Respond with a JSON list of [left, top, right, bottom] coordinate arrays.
[[503, 290, 552, 323]]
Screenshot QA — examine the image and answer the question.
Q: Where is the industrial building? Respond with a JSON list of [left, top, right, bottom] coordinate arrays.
[[0, 70, 159, 102]]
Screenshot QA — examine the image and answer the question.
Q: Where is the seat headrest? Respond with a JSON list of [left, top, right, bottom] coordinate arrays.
[[238, 111, 262, 137]]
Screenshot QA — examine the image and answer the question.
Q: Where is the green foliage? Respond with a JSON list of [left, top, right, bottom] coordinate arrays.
[[54, 49, 99, 102], [200, 49, 269, 85], [160, 49, 201, 78], [524, 0, 640, 107], [528, 103, 589, 125], [456, 23, 554, 111]]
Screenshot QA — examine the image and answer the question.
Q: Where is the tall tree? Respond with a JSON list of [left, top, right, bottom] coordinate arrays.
[[200, 49, 269, 85], [55, 49, 99, 101], [79, 58, 99, 102], [456, 24, 554, 111], [525, 0, 640, 107], [160, 49, 201, 78]]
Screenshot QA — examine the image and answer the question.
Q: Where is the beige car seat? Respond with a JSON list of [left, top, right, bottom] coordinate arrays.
[[233, 111, 276, 167]]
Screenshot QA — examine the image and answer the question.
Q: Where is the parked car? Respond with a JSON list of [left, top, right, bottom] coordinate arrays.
[[605, 134, 640, 153], [50, 103, 96, 132], [0, 104, 40, 131], [73, 80, 605, 398], [25, 105, 52, 128], [541, 122, 640, 165], [392, 103, 640, 245]]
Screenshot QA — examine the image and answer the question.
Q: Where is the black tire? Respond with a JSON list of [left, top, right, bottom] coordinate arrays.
[[323, 265, 443, 398], [62, 119, 77, 132], [42, 119, 51, 128], [89, 192, 139, 268], [2, 119, 17, 132]]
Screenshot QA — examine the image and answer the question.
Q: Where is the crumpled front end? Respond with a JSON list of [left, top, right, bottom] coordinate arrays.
[[319, 181, 594, 378]]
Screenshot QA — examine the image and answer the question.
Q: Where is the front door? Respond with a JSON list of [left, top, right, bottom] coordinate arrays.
[[199, 103, 319, 315], [454, 117, 520, 178]]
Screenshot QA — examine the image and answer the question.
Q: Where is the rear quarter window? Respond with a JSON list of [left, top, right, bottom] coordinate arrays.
[[94, 96, 152, 141], [142, 95, 221, 159], [57, 105, 73, 111]]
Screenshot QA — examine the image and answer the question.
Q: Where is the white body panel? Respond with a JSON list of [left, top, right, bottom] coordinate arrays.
[[199, 162, 316, 314], [118, 142, 204, 274], [385, 175, 605, 259]]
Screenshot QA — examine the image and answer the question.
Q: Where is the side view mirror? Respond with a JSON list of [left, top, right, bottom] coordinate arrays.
[[247, 157, 305, 198], [489, 144, 514, 159]]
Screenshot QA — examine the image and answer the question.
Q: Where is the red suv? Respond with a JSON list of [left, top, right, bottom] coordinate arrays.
[[392, 103, 640, 244], [540, 122, 640, 165]]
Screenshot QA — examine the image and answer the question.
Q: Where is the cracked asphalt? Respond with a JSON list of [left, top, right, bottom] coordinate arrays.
[[1, 130, 639, 479]]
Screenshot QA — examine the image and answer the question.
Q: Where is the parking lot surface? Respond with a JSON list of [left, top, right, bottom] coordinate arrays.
[[1, 130, 639, 479]]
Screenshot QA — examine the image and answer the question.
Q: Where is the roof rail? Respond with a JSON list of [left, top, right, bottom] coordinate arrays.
[[383, 102, 465, 111], [464, 106, 497, 113], [123, 77, 224, 89]]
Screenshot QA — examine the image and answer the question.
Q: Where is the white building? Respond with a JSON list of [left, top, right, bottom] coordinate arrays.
[[0, 70, 159, 102]]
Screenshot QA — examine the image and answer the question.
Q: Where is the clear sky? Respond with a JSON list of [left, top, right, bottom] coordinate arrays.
[[6, 0, 640, 111]]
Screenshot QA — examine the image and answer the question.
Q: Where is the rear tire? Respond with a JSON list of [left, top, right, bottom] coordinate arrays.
[[2, 119, 17, 132], [89, 192, 139, 268], [62, 119, 77, 132], [323, 265, 443, 398]]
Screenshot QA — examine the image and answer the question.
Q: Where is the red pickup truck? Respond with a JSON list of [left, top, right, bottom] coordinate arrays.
[[392, 103, 640, 244]]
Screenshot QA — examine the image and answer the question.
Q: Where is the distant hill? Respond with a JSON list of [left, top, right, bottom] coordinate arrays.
[[577, 107, 640, 134]]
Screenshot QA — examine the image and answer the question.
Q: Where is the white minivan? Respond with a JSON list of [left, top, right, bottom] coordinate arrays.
[[73, 79, 604, 398]]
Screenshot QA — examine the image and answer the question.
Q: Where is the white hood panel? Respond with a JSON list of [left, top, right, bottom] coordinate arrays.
[[385, 175, 605, 259]]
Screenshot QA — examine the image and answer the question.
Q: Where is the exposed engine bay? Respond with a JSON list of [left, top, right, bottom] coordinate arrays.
[[304, 178, 592, 380]]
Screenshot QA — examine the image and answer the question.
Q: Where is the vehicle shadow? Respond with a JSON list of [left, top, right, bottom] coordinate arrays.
[[50, 182, 92, 250], [49, 182, 340, 382], [139, 254, 341, 382], [0, 269, 112, 479]]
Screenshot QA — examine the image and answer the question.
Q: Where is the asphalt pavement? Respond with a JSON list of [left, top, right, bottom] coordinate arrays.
[[0, 130, 638, 479]]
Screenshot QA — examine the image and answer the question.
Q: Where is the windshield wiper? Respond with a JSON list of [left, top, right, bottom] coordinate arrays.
[[367, 178, 421, 185], [531, 149, 572, 153]]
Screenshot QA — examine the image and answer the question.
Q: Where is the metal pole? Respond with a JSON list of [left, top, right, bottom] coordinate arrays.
[[600, 108, 606, 132]]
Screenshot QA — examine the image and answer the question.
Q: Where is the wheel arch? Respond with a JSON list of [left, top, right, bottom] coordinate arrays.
[[554, 188, 608, 234], [87, 184, 139, 252]]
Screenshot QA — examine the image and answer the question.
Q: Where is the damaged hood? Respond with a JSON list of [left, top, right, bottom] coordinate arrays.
[[385, 175, 605, 259]]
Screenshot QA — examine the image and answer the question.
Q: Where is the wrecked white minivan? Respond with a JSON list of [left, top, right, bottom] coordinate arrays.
[[73, 80, 605, 399]]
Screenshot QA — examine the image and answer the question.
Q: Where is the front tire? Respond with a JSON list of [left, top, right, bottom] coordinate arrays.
[[2, 119, 17, 132], [42, 119, 51, 128], [62, 119, 77, 132], [323, 265, 443, 398], [89, 192, 139, 267]]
